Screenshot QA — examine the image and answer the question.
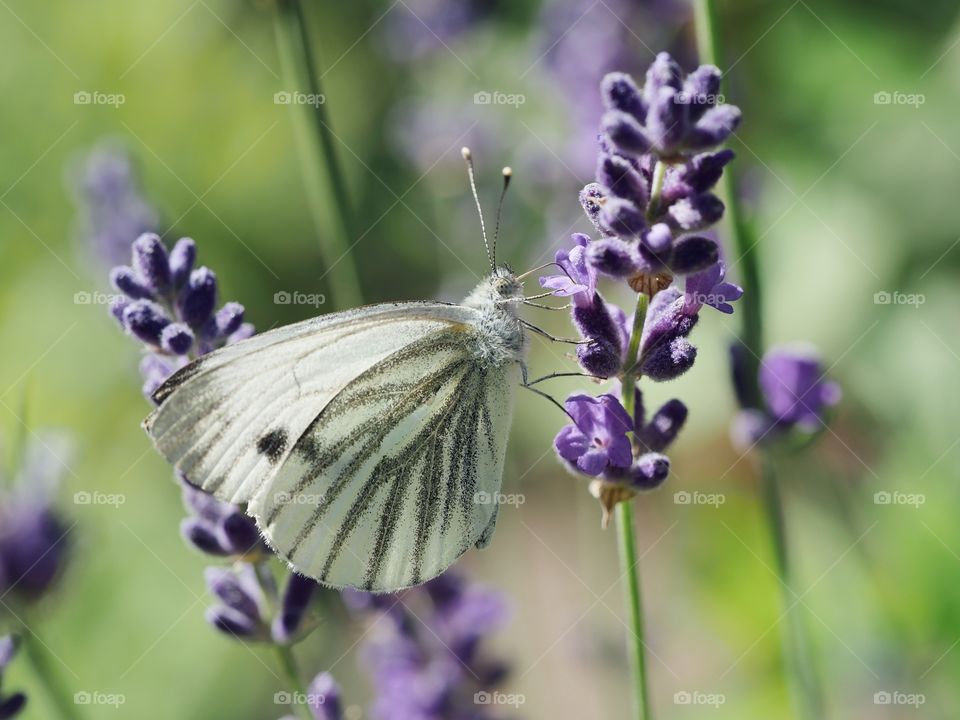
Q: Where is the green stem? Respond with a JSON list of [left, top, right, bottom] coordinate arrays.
[[693, 0, 763, 407], [274, 645, 313, 720], [615, 502, 652, 720], [693, 2, 824, 717], [615, 292, 653, 720], [761, 457, 826, 720], [19, 625, 85, 720], [646, 160, 668, 223], [273, 0, 364, 310]]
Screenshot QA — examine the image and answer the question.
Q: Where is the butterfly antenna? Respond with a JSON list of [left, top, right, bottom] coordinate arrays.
[[492, 166, 511, 268], [461, 147, 494, 271]]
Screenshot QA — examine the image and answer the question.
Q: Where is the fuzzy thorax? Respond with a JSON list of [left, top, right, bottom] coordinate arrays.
[[462, 267, 527, 368]]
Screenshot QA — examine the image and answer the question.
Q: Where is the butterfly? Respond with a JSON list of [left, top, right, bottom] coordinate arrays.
[[144, 150, 536, 592]]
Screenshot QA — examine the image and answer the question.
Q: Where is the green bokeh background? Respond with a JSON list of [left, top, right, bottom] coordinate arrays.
[[1, 0, 958, 717]]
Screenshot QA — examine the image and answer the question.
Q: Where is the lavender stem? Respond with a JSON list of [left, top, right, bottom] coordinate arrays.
[[618, 291, 652, 720], [273, 0, 364, 310], [693, 2, 824, 717]]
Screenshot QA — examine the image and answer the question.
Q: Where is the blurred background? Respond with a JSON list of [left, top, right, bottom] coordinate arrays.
[[1, 0, 958, 717]]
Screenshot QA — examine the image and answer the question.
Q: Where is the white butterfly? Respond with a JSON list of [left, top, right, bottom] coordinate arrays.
[[144, 152, 532, 592]]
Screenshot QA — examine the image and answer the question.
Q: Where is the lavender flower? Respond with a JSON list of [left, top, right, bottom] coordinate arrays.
[[731, 345, 842, 448], [346, 572, 511, 720], [109, 234, 320, 647], [544, 52, 742, 519], [0, 636, 26, 719], [0, 439, 71, 604], [70, 143, 159, 268], [278, 672, 343, 720]]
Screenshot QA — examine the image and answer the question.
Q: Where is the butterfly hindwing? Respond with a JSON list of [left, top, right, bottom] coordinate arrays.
[[251, 330, 520, 592]]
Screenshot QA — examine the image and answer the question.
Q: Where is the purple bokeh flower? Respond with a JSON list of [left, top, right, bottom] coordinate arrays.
[[555, 394, 633, 476], [70, 143, 159, 269], [759, 346, 841, 430], [347, 572, 511, 720], [0, 636, 26, 719]]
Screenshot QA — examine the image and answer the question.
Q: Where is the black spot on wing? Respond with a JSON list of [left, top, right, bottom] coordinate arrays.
[[257, 428, 288, 464], [152, 355, 208, 405]]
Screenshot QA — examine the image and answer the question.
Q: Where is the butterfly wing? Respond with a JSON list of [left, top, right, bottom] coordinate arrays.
[[250, 330, 520, 592], [144, 302, 480, 506]]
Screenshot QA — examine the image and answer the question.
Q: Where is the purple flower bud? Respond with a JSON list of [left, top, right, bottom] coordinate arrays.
[[228, 322, 255, 345], [597, 154, 647, 207], [730, 409, 775, 451], [729, 341, 756, 409], [758, 346, 842, 430], [628, 453, 670, 489], [205, 605, 260, 639], [572, 295, 624, 351], [140, 354, 176, 399], [601, 111, 652, 156], [645, 86, 687, 153], [177, 267, 218, 328], [601, 71, 645, 119], [684, 262, 743, 314], [109, 266, 153, 299], [122, 300, 170, 345], [643, 52, 683, 106], [688, 104, 742, 150], [169, 237, 196, 288], [670, 235, 719, 275], [579, 183, 608, 236], [131, 233, 171, 292], [576, 339, 622, 378], [681, 65, 722, 121], [272, 573, 318, 644], [306, 673, 343, 720], [180, 518, 232, 556], [109, 297, 129, 328], [0, 692, 26, 719], [160, 323, 194, 355], [683, 149, 735, 194], [600, 198, 646, 238], [641, 336, 697, 381], [205, 566, 263, 623], [638, 399, 688, 452], [640, 288, 697, 355], [586, 237, 643, 277], [211, 302, 245, 339], [640, 223, 673, 255], [221, 511, 262, 555], [0, 636, 18, 670], [667, 194, 724, 231]]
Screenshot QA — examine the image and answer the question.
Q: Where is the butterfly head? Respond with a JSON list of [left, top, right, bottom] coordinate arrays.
[[489, 265, 523, 301]]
